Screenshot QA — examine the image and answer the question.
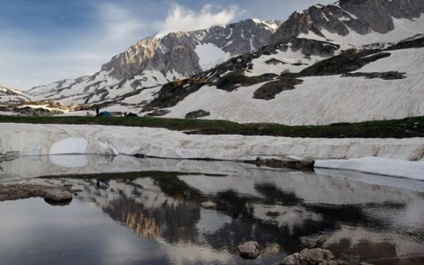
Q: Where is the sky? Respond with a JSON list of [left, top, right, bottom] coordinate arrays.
[[0, 0, 335, 90]]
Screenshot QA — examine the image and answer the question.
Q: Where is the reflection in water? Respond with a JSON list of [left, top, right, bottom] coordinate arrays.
[[0, 155, 424, 264]]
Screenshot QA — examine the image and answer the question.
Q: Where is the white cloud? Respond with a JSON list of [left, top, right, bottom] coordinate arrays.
[[154, 4, 243, 36], [98, 3, 146, 44]]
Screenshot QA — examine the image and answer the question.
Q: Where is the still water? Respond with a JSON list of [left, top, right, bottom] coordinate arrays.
[[0, 155, 423, 265]]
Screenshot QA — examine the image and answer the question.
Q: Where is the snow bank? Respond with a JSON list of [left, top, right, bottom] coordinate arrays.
[[1, 123, 423, 161], [315, 157, 424, 181], [1, 123, 424, 180]]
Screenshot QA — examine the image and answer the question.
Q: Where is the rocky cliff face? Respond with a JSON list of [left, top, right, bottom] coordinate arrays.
[[28, 19, 279, 104], [101, 19, 279, 80], [272, 0, 424, 42]]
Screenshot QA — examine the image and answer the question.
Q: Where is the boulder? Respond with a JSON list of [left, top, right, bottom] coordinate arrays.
[[185, 110, 210, 119], [255, 157, 315, 170], [237, 241, 261, 259], [281, 248, 346, 265], [44, 188, 73, 204]]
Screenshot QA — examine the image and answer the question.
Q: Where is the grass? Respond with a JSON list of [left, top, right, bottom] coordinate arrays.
[[1, 114, 423, 138]]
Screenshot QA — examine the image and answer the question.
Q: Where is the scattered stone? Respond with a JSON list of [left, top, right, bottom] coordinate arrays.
[[13, 106, 63, 116], [185, 109, 210, 119], [0, 184, 73, 206], [145, 109, 170, 117], [281, 248, 346, 265], [237, 241, 261, 259]]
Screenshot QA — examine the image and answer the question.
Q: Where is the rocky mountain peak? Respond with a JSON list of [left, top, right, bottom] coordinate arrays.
[[101, 18, 278, 80], [272, 0, 424, 43]]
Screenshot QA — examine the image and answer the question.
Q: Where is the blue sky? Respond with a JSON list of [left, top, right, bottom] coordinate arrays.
[[0, 0, 335, 90]]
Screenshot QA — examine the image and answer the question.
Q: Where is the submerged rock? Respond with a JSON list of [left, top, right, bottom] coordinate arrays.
[[281, 248, 346, 265], [237, 241, 261, 259]]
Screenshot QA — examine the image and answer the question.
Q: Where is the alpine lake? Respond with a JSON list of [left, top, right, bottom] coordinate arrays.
[[0, 155, 423, 265]]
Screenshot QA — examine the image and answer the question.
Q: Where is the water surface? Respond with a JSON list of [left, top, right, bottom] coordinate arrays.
[[0, 155, 423, 265]]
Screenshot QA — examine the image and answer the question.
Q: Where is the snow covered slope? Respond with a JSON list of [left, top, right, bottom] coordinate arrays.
[[165, 43, 424, 125], [0, 86, 32, 104]]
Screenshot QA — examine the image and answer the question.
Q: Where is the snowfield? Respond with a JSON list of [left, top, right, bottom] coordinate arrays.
[[165, 48, 424, 125], [1, 123, 423, 181]]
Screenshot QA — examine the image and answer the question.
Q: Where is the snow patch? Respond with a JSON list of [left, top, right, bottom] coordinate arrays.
[[50, 137, 88, 154], [195, 43, 231, 71]]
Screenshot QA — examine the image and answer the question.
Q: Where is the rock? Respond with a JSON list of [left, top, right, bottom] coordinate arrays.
[[145, 109, 170, 117], [185, 110, 210, 119], [0, 184, 74, 205], [255, 157, 315, 170], [201, 201, 216, 209], [133, 153, 145, 158], [44, 188, 73, 204], [281, 248, 346, 265], [237, 241, 261, 259]]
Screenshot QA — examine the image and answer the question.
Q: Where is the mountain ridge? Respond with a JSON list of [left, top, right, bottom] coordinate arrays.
[[11, 0, 424, 125]]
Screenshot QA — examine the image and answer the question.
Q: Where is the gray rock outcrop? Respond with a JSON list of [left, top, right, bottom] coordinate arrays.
[[185, 109, 210, 119], [102, 19, 280, 80], [281, 248, 346, 265], [272, 0, 424, 42]]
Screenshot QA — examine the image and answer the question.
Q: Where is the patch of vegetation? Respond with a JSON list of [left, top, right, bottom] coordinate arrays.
[[148, 78, 207, 108], [253, 78, 303, 100], [299, 50, 391, 76], [215, 71, 278, 92], [1, 115, 423, 139], [342, 71, 406, 80]]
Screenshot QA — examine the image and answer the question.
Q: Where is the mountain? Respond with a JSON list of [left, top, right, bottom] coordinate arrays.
[[28, 19, 280, 105], [272, 0, 424, 46], [0, 86, 32, 104], [26, 0, 424, 125]]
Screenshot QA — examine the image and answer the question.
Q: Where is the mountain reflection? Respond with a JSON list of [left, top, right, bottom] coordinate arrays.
[[68, 168, 424, 263]]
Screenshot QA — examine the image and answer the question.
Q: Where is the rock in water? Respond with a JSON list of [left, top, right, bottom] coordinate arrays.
[[44, 188, 73, 205], [281, 248, 346, 265], [237, 241, 261, 259]]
